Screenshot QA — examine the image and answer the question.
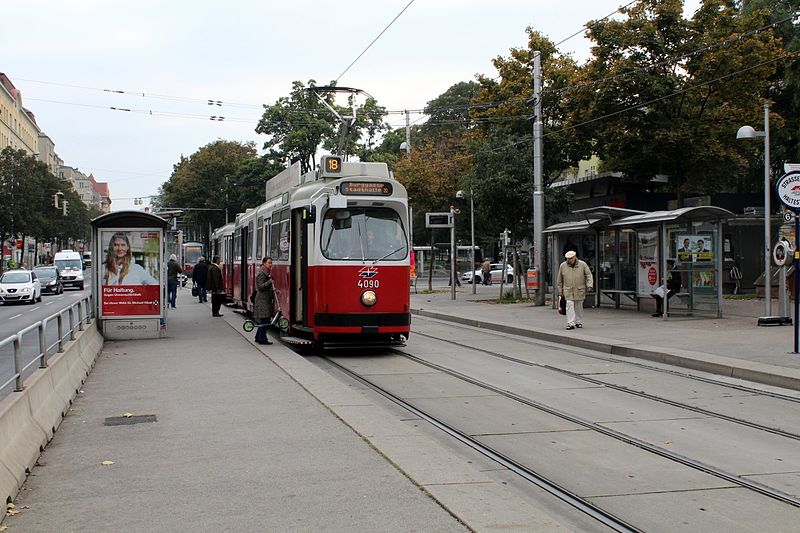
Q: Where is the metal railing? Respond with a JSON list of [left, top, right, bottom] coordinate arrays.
[[0, 294, 94, 395]]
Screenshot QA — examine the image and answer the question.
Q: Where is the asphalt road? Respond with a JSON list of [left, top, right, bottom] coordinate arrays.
[[0, 274, 92, 399]]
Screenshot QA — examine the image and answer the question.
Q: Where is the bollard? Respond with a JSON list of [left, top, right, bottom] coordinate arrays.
[[77, 303, 84, 331], [57, 313, 64, 352], [13, 335, 23, 392], [39, 321, 47, 368]]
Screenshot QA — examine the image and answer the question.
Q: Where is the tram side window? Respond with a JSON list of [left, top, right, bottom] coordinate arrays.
[[234, 230, 241, 262], [271, 209, 290, 262], [321, 207, 407, 261], [256, 217, 263, 259], [247, 222, 254, 260]]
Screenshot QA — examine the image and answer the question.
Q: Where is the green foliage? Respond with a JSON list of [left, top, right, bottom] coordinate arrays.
[[567, 0, 787, 202], [155, 140, 262, 240], [0, 147, 87, 245], [255, 80, 389, 172]]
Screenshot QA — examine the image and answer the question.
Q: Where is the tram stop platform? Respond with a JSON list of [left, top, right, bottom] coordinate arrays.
[[411, 282, 800, 392], [6, 284, 800, 532], [3, 289, 566, 532]]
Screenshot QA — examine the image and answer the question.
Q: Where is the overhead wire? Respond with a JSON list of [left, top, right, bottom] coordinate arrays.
[[335, 0, 416, 82]]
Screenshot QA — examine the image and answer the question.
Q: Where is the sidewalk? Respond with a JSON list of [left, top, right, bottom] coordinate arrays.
[[3, 289, 566, 532], [411, 282, 800, 391]]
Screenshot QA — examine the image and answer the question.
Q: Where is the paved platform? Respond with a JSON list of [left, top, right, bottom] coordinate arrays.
[[3, 290, 569, 532], [411, 282, 800, 391]]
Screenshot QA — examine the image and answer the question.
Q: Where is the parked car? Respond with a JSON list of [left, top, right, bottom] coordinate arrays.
[[461, 263, 514, 285], [33, 265, 64, 295], [0, 269, 42, 304]]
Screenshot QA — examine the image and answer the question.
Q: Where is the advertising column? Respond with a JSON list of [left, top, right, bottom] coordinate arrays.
[[99, 229, 162, 321]]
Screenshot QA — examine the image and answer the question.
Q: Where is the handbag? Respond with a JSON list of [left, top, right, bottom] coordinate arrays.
[[558, 295, 566, 315], [191, 284, 198, 297], [249, 290, 257, 304]]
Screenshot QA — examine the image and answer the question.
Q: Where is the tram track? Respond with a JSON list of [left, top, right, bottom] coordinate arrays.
[[382, 348, 800, 508], [322, 348, 800, 532], [322, 356, 643, 533], [414, 315, 800, 404], [411, 329, 800, 442]]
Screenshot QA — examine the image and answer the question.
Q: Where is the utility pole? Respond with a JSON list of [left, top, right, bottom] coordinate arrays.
[[405, 110, 411, 154], [532, 50, 545, 306]]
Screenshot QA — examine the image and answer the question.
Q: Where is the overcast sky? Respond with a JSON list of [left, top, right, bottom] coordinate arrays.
[[3, 0, 700, 211]]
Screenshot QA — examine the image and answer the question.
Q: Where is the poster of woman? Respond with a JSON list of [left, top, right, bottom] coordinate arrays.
[[99, 230, 162, 317]]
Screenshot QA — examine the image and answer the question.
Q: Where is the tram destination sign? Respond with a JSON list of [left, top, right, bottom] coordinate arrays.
[[775, 171, 800, 212], [339, 181, 393, 196]]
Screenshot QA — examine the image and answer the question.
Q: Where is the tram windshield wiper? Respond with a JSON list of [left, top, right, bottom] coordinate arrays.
[[373, 244, 408, 265]]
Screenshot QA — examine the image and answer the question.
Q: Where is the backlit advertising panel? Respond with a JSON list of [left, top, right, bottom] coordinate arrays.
[[99, 229, 162, 318]]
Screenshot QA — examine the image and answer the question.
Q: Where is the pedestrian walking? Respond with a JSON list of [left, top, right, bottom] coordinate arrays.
[[167, 254, 182, 308], [253, 257, 275, 345], [192, 256, 209, 303], [481, 258, 491, 285], [557, 250, 593, 330], [207, 255, 225, 317]]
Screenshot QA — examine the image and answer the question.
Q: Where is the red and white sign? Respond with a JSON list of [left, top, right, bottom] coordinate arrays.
[[101, 285, 161, 316]]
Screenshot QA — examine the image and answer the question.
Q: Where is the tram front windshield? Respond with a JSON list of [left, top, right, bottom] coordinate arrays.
[[321, 207, 407, 261]]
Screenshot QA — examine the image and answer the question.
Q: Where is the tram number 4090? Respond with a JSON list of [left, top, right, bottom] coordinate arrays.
[[358, 279, 380, 289]]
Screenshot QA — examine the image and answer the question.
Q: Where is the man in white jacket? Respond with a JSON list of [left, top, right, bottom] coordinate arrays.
[[557, 250, 594, 330]]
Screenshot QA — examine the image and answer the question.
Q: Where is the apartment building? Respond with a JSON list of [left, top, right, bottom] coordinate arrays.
[[0, 72, 40, 153]]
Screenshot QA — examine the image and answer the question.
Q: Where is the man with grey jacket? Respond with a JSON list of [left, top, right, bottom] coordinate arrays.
[[557, 250, 594, 330]]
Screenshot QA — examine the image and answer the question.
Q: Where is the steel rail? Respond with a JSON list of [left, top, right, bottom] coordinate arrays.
[[412, 330, 800, 441], [413, 316, 800, 403], [322, 356, 642, 533], [389, 348, 800, 509]]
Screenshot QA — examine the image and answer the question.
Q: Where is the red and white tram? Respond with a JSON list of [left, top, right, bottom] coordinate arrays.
[[211, 156, 411, 347], [209, 223, 235, 301]]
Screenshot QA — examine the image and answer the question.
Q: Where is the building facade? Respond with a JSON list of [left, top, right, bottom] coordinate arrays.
[[0, 73, 40, 153]]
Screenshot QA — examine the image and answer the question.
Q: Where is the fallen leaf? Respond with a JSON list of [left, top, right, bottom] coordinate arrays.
[[6, 503, 14, 510], [0, 524, 8, 531], [6, 509, 19, 516], [122, 412, 133, 418], [101, 460, 114, 466], [664, 440, 673, 445]]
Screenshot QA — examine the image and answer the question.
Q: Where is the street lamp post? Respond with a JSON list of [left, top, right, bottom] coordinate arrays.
[[737, 103, 774, 323], [457, 189, 476, 295]]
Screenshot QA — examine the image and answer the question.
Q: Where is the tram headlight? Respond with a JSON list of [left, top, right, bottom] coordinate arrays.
[[361, 290, 377, 307]]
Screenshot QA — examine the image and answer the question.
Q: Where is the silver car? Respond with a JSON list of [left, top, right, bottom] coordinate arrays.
[[0, 270, 42, 304], [462, 263, 514, 285]]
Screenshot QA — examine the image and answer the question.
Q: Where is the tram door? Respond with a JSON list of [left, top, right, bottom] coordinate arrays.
[[291, 209, 308, 325], [240, 223, 250, 306]]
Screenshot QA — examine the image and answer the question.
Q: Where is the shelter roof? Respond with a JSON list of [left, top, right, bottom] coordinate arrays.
[[608, 206, 734, 228], [543, 218, 602, 234]]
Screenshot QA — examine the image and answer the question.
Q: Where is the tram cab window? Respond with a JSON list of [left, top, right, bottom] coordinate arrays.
[[321, 207, 407, 261]]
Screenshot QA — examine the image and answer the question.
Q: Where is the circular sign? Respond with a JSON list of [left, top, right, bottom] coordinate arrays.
[[784, 211, 794, 222], [775, 171, 800, 212], [647, 266, 657, 285], [773, 240, 792, 267]]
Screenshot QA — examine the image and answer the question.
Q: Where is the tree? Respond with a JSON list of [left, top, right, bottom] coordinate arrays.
[[255, 80, 336, 174], [256, 81, 390, 172], [566, 0, 786, 203], [155, 140, 260, 240]]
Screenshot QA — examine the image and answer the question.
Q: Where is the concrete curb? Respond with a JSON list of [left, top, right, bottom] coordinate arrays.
[[0, 322, 103, 506], [412, 308, 800, 392]]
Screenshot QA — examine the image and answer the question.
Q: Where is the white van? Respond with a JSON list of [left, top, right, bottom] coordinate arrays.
[[54, 250, 85, 289]]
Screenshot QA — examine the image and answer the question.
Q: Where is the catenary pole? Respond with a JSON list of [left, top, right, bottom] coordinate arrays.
[[533, 51, 545, 305]]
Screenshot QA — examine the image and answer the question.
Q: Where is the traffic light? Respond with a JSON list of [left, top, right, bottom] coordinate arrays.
[[52, 191, 63, 209], [62, 200, 69, 216]]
